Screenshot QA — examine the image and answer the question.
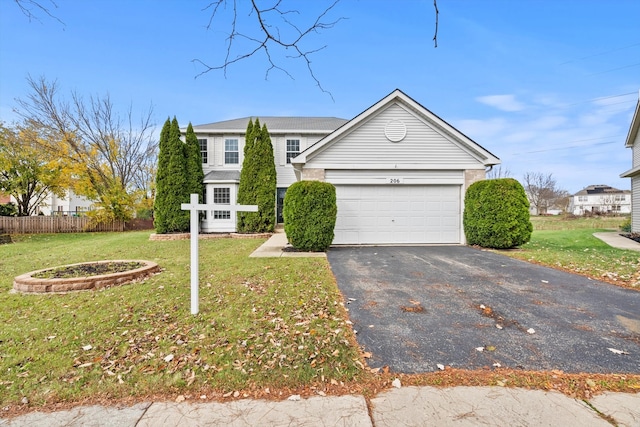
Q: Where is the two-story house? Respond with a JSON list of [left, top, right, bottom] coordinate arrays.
[[188, 89, 500, 245], [621, 95, 640, 232], [569, 185, 631, 216], [190, 117, 348, 232]]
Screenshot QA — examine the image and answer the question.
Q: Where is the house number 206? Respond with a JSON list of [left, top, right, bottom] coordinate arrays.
[[389, 178, 401, 184]]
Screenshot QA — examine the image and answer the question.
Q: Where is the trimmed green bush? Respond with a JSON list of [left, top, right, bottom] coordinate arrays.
[[464, 178, 532, 249], [283, 181, 337, 251]]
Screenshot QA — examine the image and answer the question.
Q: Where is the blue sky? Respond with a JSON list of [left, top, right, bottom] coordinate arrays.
[[1, 0, 639, 194]]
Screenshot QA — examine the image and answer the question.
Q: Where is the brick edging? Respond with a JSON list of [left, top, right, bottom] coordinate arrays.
[[13, 260, 160, 294]]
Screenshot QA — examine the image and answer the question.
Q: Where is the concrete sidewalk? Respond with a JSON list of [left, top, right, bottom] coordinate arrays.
[[2, 386, 639, 426], [593, 231, 640, 251]]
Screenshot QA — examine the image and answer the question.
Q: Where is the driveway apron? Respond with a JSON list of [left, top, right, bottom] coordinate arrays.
[[327, 246, 640, 373]]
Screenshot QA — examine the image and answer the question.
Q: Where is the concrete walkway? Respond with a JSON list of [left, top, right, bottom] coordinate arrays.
[[249, 228, 326, 258], [2, 386, 639, 426], [594, 231, 640, 251]]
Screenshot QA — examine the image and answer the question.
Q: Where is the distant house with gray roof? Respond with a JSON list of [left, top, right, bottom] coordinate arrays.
[[569, 185, 631, 215]]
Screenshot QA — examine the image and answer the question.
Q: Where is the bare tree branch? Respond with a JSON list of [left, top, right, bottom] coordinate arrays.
[[194, 0, 346, 99], [13, 0, 64, 26], [433, 0, 439, 48]]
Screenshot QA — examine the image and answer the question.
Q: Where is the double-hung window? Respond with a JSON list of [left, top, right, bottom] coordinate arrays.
[[286, 139, 300, 164], [225, 139, 239, 164], [198, 138, 208, 163], [213, 188, 230, 219]]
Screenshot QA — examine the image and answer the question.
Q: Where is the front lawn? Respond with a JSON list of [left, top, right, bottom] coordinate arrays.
[[0, 232, 363, 407], [1, 228, 639, 414], [500, 217, 640, 289]]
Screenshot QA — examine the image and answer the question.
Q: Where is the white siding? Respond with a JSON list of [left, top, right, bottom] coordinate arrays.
[[308, 103, 480, 168], [633, 132, 640, 167], [325, 169, 464, 185], [633, 177, 640, 232]]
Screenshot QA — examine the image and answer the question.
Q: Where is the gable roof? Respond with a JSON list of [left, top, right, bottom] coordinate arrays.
[[292, 89, 500, 166], [624, 96, 640, 149], [191, 117, 348, 134], [621, 93, 640, 178]]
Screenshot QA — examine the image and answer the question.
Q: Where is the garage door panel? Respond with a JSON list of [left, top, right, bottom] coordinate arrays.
[[333, 185, 461, 244]]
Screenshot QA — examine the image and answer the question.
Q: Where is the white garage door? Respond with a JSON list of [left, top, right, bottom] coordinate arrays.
[[333, 185, 461, 245]]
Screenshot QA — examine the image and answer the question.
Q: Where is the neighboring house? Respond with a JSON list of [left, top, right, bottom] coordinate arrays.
[[0, 192, 10, 204], [34, 189, 95, 216], [568, 185, 631, 216], [621, 95, 640, 232], [190, 89, 500, 244]]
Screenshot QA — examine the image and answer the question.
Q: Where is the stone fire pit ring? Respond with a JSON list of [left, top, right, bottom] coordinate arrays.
[[13, 260, 160, 294]]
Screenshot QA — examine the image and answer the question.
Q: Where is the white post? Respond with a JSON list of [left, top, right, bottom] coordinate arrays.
[[188, 193, 199, 315], [181, 193, 258, 315]]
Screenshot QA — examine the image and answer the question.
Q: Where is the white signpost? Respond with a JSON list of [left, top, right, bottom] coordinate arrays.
[[181, 193, 258, 315]]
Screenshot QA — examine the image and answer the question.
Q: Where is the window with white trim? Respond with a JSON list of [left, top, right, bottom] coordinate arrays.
[[198, 138, 208, 163], [225, 139, 239, 164], [286, 139, 300, 164], [578, 196, 588, 202], [213, 187, 230, 220]]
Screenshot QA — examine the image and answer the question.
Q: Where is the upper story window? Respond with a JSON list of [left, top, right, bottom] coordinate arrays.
[[225, 139, 239, 164], [577, 196, 588, 202], [614, 195, 626, 201], [286, 139, 300, 164], [197, 138, 208, 163]]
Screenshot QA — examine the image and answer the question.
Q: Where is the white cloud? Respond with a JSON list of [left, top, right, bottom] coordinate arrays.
[[476, 94, 526, 112]]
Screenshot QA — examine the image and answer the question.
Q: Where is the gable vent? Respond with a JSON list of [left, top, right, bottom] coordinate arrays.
[[384, 120, 407, 142]]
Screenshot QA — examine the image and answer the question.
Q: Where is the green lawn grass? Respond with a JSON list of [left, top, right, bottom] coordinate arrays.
[[501, 216, 640, 288], [1, 224, 638, 409], [0, 232, 362, 407]]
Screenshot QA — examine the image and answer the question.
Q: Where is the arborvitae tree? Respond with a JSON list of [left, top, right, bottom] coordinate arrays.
[[237, 118, 256, 232], [153, 118, 172, 233], [184, 123, 204, 203], [154, 116, 189, 233], [254, 123, 277, 231], [236, 119, 276, 233]]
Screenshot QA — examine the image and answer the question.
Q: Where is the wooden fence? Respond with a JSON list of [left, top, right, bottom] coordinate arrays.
[[0, 217, 154, 234]]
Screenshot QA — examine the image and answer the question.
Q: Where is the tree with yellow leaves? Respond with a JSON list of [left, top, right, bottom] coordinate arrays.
[[0, 121, 66, 216]]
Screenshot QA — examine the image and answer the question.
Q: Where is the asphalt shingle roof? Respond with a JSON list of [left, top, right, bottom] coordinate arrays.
[[192, 117, 348, 133]]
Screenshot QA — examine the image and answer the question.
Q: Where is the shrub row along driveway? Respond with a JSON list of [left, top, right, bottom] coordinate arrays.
[[327, 246, 640, 374]]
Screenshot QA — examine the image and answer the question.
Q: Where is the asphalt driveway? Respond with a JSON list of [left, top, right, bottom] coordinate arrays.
[[327, 246, 640, 373]]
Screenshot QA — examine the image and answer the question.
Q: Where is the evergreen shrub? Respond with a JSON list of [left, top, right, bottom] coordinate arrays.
[[283, 181, 337, 251], [463, 178, 532, 249]]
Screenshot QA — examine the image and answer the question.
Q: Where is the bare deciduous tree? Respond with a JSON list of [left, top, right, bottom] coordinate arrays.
[[522, 172, 567, 215], [15, 76, 157, 220], [486, 165, 512, 179]]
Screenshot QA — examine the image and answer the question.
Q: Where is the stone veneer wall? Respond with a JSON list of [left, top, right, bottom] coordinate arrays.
[[301, 168, 325, 181], [464, 169, 486, 192]]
